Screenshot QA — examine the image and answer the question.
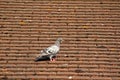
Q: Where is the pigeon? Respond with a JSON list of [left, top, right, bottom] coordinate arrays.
[[35, 38, 63, 62]]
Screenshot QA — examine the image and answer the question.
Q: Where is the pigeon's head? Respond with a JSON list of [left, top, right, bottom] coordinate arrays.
[[57, 38, 63, 43]]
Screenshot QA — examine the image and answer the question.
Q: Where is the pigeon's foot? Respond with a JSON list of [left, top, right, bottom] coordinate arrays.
[[50, 58, 56, 62]]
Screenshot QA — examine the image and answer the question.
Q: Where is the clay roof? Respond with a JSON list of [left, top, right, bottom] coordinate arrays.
[[0, 0, 120, 80]]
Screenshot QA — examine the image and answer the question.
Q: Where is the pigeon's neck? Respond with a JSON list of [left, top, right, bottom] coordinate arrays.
[[55, 41, 60, 47]]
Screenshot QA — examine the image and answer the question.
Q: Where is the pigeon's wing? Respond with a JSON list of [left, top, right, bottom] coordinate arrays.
[[41, 45, 59, 56]]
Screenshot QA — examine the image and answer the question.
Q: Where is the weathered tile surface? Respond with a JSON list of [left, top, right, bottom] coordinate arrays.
[[0, 0, 120, 80]]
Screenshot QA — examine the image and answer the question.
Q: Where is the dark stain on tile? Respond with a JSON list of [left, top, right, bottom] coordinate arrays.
[[75, 69, 83, 73]]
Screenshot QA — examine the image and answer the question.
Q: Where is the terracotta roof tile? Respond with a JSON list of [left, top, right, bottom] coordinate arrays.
[[0, 0, 120, 80]]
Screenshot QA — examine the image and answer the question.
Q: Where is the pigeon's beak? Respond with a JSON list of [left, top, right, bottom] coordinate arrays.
[[61, 39, 64, 43]]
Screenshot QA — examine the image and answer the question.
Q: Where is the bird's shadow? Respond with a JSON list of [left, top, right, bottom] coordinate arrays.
[[34, 56, 56, 62]]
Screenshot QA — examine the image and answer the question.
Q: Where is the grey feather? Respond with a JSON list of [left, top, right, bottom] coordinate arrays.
[[35, 38, 63, 61]]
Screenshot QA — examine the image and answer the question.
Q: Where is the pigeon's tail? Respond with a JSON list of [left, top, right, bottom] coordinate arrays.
[[34, 56, 50, 62], [34, 57, 40, 62]]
